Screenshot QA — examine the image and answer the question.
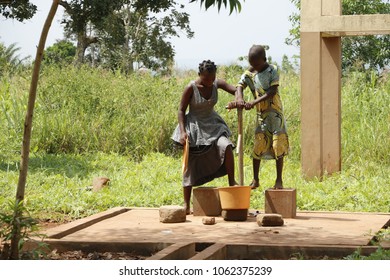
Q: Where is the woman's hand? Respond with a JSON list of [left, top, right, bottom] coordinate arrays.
[[179, 132, 188, 146], [226, 99, 246, 109]]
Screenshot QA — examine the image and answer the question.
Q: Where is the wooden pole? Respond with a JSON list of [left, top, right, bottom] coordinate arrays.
[[237, 108, 244, 185], [10, 0, 60, 260]]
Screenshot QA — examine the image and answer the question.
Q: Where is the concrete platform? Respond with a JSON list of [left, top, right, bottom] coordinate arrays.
[[39, 207, 389, 260]]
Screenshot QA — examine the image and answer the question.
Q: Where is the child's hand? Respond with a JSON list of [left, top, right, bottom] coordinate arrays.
[[244, 102, 254, 110]]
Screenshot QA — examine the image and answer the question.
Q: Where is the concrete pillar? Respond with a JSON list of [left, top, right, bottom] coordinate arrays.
[[300, 0, 341, 178]]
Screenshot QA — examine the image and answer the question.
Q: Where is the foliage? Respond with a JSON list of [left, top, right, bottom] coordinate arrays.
[[0, 41, 28, 76], [95, 2, 193, 73], [190, 0, 244, 14], [58, 0, 193, 73], [59, 0, 126, 64], [0, 66, 389, 222], [287, 0, 390, 72], [344, 247, 390, 260], [341, 0, 390, 71], [43, 40, 76, 66], [0, 199, 46, 259], [0, 0, 37, 21]]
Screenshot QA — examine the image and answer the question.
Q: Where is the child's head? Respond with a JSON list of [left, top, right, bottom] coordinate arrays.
[[198, 60, 217, 87], [248, 45, 267, 72]]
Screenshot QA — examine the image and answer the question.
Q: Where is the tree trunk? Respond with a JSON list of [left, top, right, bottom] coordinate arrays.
[[75, 33, 86, 65], [75, 32, 99, 66], [10, 0, 59, 260]]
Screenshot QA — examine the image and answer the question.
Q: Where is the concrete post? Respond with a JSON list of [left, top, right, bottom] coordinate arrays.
[[301, 0, 341, 178]]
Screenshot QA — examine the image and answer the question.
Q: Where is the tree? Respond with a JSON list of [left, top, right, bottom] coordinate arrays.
[[286, 0, 390, 72], [0, 42, 26, 75], [0, 0, 37, 21], [94, 2, 193, 73], [10, 0, 60, 259], [58, 0, 193, 72], [43, 39, 76, 65], [341, 0, 390, 71], [59, 0, 127, 64]]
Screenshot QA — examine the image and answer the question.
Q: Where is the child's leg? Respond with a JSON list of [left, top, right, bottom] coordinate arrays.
[[274, 157, 284, 189], [250, 158, 261, 189], [183, 186, 192, 214], [225, 145, 238, 186]]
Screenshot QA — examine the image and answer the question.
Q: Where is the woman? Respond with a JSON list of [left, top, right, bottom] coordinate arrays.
[[172, 60, 238, 214]]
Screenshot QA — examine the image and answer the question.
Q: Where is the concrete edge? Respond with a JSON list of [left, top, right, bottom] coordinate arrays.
[[42, 207, 130, 239], [225, 243, 389, 260], [25, 239, 172, 257], [24, 239, 390, 260], [190, 243, 227, 260], [147, 242, 196, 260]]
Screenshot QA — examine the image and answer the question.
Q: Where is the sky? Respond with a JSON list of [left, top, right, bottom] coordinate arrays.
[[0, 0, 300, 70]]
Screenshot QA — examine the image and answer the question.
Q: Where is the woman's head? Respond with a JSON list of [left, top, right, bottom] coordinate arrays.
[[198, 60, 217, 87], [248, 45, 267, 72]]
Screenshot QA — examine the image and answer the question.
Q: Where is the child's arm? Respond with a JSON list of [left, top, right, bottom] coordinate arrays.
[[245, 85, 278, 109]]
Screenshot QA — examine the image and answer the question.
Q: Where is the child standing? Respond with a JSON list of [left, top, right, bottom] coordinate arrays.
[[172, 60, 238, 214], [234, 45, 289, 189]]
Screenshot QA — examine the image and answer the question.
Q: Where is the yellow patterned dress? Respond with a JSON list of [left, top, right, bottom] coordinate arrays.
[[237, 65, 289, 160]]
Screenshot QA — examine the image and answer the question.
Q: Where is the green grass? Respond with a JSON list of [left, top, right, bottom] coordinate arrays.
[[0, 65, 389, 221]]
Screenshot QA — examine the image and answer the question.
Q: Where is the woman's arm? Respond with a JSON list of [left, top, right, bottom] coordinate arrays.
[[216, 79, 236, 95], [177, 84, 193, 145]]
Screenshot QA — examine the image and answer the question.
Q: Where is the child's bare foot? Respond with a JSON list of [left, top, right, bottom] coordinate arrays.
[[273, 180, 283, 189], [249, 179, 259, 189]]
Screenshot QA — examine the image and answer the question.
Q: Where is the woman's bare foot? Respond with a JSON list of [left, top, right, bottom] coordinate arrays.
[[184, 203, 191, 215], [249, 179, 259, 189]]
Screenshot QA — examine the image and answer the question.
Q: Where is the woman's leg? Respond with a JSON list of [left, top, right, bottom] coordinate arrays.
[[225, 145, 238, 186], [183, 186, 192, 214]]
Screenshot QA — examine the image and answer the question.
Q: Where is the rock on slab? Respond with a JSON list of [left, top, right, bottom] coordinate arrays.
[[202, 217, 216, 225], [256, 214, 284, 227], [159, 205, 186, 223]]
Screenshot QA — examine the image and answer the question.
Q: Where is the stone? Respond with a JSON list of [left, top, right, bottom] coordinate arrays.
[[202, 217, 216, 225], [256, 214, 284, 227], [193, 187, 221, 216], [221, 209, 248, 221], [159, 205, 186, 223], [92, 177, 110, 192]]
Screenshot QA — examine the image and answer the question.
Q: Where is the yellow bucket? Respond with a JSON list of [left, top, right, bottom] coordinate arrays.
[[217, 186, 251, 210]]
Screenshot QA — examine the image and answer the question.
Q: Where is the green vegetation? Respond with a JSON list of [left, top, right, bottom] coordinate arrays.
[[0, 65, 389, 222]]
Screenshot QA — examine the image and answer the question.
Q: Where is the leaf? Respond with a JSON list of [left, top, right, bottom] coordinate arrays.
[[205, 0, 215, 10]]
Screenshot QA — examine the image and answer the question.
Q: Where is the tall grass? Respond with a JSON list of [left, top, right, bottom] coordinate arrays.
[[0, 65, 389, 220]]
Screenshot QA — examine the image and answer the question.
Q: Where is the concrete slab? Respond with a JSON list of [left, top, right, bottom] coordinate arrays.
[[43, 207, 389, 247]]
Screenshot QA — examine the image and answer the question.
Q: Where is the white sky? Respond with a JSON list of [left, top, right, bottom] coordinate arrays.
[[0, 0, 300, 69]]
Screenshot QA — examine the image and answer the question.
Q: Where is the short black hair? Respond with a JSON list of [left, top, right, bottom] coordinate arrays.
[[248, 45, 266, 61], [198, 60, 217, 74]]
